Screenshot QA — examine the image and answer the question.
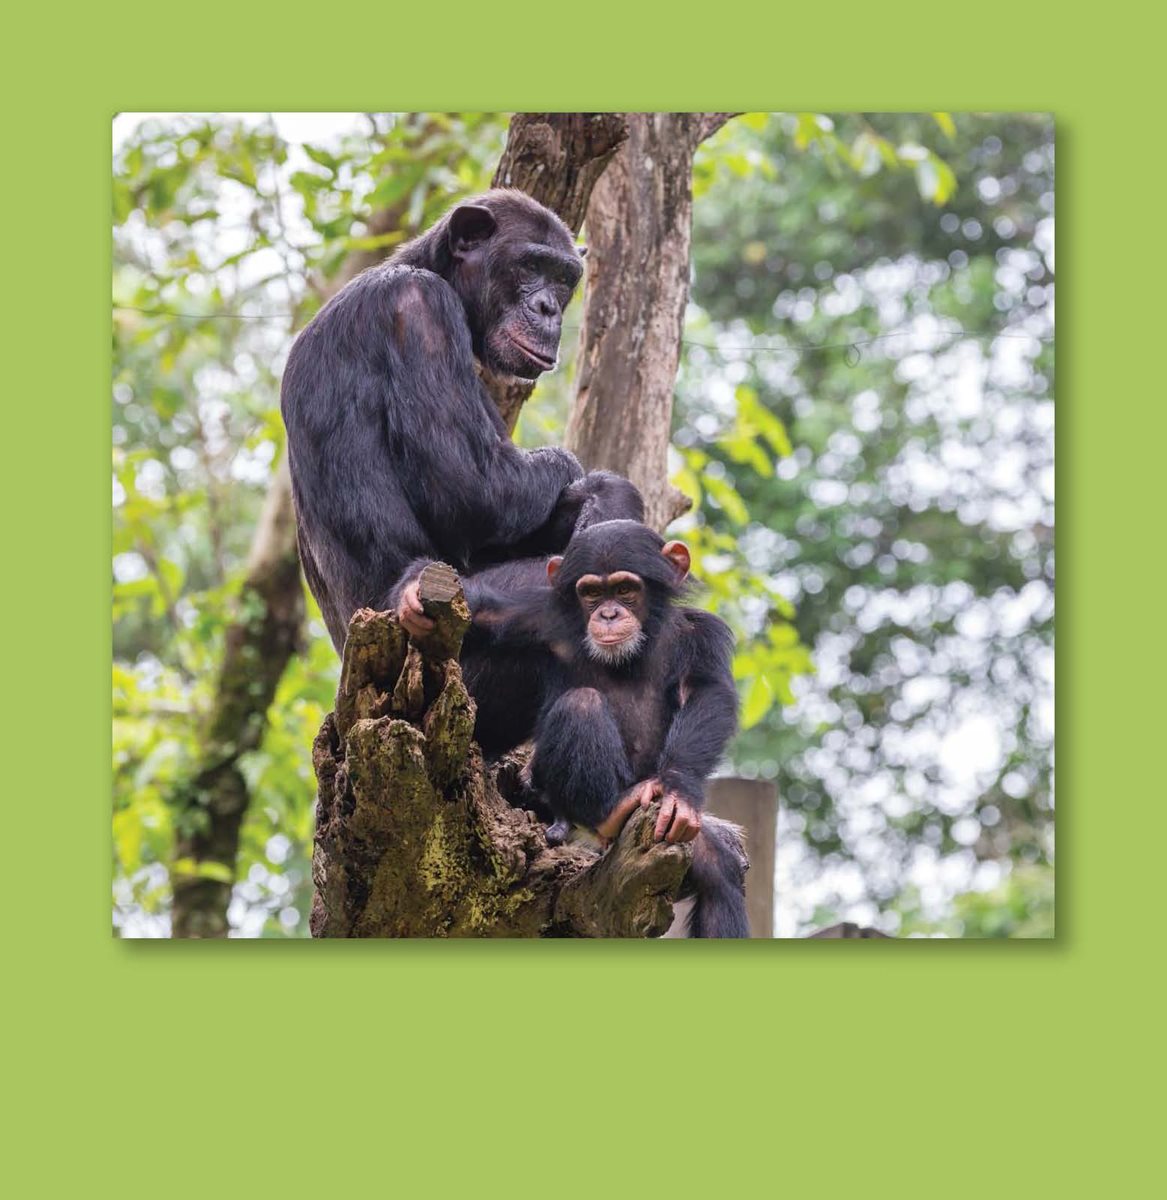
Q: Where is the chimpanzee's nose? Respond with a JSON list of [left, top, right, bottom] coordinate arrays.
[[528, 290, 558, 322], [599, 605, 620, 621]]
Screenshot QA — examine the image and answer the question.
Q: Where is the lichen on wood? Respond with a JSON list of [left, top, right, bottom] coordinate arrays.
[[310, 574, 696, 938]]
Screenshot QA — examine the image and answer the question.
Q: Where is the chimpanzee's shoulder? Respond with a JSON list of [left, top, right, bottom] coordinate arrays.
[[679, 606, 731, 633], [362, 264, 461, 309], [306, 264, 462, 338], [323, 264, 470, 359], [677, 607, 735, 656]]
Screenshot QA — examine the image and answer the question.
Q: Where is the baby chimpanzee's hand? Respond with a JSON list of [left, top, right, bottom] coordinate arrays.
[[654, 794, 702, 844], [627, 777, 663, 810], [594, 779, 662, 844]]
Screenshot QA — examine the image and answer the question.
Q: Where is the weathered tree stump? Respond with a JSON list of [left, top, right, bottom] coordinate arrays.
[[309, 571, 702, 937]]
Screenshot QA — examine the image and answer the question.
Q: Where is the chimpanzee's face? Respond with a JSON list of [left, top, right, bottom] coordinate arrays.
[[447, 201, 584, 379], [546, 526, 693, 667], [572, 570, 649, 664]]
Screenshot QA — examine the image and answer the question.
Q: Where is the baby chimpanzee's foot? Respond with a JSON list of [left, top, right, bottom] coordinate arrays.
[[545, 818, 572, 846]]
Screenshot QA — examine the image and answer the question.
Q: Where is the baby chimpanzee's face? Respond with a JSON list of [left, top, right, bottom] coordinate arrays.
[[574, 571, 647, 664], [546, 523, 693, 666]]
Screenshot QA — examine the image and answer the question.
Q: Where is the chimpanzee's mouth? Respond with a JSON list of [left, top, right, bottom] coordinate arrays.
[[508, 336, 557, 370], [586, 628, 646, 664]]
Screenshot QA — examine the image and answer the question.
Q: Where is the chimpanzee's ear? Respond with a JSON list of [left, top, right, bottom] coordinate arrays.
[[448, 205, 497, 256], [547, 556, 564, 581], [661, 541, 691, 580]]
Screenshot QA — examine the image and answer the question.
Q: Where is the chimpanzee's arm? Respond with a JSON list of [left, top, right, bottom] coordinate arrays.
[[282, 266, 582, 623], [460, 595, 560, 758], [461, 564, 557, 652], [473, 470, 646, 564], [374, 270, 583, 550], [656, 610, 739, 806]]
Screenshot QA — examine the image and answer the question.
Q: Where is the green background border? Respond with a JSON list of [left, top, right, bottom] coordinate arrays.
[[5, 1, 1154, 1191]]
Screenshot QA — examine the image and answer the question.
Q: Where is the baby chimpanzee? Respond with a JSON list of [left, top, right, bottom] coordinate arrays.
[[469, 519, 749, 938]]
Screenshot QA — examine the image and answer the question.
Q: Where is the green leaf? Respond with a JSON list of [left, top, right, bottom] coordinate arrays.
[[172, 857, 235, 884], [671, 462, 703, 509], [768, 622, 801, 649], [736, 385, 793, 457], [740, 674, 774, 730], [302, 144, 338, 173], [931, 155, 958, 205], [342, 230, 406, 253], [289, 170, 329, 194], [724, 434, 772, 476], [703, 473, 749, 526]]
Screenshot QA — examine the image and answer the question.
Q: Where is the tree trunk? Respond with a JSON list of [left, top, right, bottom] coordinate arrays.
[[483, 113, 628, 430], [567, 113, 735, 531], [170, 456, 304, 937]]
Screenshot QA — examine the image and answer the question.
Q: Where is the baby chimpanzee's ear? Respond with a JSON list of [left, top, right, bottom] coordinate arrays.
[[547, 556, 564, 581], [661, 541, 691, 580]]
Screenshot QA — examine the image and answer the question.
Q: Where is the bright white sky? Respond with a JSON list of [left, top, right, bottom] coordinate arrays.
[[114, 111, 363, 151]]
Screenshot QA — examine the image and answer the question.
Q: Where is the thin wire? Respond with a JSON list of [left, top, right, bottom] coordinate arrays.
[[678, 325, 1052, 354], [112, 305, 1053, 357], [115, 306, 277, 320]]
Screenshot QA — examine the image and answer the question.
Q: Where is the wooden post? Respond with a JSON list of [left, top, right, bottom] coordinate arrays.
[[706, 777, 777, 938]]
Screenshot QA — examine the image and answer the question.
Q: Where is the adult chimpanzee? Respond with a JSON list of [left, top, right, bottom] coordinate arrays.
[[467, 520, 749, 938], [280, 189, 640, 654]]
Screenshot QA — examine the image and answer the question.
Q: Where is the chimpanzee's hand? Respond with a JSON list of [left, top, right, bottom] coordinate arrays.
[[396, 578, 436, 638], [654, 793, 702, 844], [594, 778, 662, 844], [628, 777, 663, 810]]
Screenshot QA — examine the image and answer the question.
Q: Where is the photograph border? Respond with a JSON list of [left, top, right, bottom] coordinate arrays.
[[6, 0, 1146, 1190]]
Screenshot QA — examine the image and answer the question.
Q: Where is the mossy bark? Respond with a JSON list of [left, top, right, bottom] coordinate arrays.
[[310, 581, 695, 938]]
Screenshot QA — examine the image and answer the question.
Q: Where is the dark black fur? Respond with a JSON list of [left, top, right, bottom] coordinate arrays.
[[472, 520, 749, 938], [683, 817, 750, 938], [281, 189, 636, 652]]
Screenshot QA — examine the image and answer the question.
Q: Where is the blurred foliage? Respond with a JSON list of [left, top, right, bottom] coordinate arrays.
[[680, 113, 1054, 935], [113, 114, 506, 934], [112, 111, 1053, 938]]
